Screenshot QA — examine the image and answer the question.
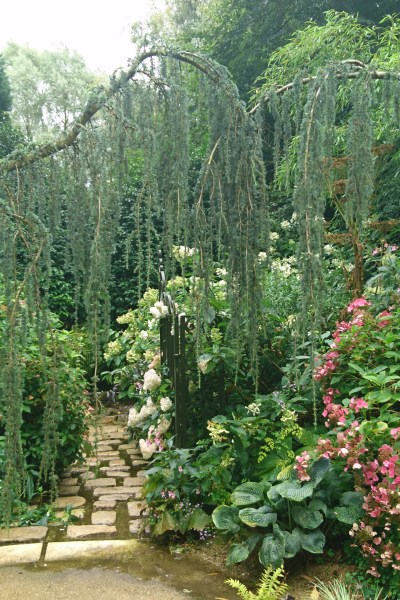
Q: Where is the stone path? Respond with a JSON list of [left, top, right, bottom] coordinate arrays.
[[0, 409, 149, 559]]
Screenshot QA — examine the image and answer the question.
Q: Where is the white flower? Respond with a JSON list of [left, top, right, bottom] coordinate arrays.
[[143, 369, 161, 391], [150, 306, 161, 318], [116, 311, 135, 324], [280, 220, 290, 230], [246, 402, 261, 416], [139, 330, 148, 340], [139, 438, 157, 460], [160, 397, 173, 412], [258, 251, 267, 263], [215, 267, 227, 277], [269, 232, 280, 241], [172, 245, 197, 260], [128, 408, 141, 427], [157, 416, 171, 434]]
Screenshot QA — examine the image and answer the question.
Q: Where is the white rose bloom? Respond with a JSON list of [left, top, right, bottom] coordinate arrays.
[[143, 369, 161, 391], [160, 397, 173, 412], [139, 438, 157, 460]]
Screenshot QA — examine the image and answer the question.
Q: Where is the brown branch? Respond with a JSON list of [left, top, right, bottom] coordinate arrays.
[[0, 49, 229, 174]]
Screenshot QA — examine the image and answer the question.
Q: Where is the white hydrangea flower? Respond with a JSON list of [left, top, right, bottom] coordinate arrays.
[[116, 311, 135, 324], [280, 220, 290, 230], [150, 306, 161, 318], [128, 408, 142, 428], [139, 330, 148, 340], [143, 369, 161, 391], [258, 251, 267, 263], [160, 397, 173, 412], [139, 438, 157, 460], [157, 416, 171, 434], [269, 231, 280, 241]]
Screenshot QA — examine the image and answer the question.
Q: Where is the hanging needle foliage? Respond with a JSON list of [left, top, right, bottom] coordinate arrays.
[[1, 34, 400, 522]]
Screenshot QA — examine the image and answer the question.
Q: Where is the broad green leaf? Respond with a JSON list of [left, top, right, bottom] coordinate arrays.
[[308, 499, 328, 516], [212, 505, 240, 533], [188, 508, 211, 531], [258, 533, 285, 567], [340, 491, 364, 508], [309, 457, 330, 485], [334, 505, 364, 525], [239, 507, 277, 528], [282, 529, 302, 558], [292, 505, 324, 530], [152, 510, 178, 535], [298, 527, 325, 554], [271, 480, 314, 502], [231, 482, 264, 506], [226, 543, 249, 566]]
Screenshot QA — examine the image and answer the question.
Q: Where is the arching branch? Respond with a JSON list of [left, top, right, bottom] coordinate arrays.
[[249, 60, 400, 114], [0, 49, 237, 173]]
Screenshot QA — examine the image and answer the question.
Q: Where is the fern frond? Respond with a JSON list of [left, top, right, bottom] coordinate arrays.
[[225, 578, 257, 600], [256, 566, 289, 600]]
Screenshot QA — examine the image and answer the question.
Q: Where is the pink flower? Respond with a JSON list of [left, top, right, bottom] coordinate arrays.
[[377, 310, 391, 328], [349, 397, 368, 412], [347, 297, 371, 313]]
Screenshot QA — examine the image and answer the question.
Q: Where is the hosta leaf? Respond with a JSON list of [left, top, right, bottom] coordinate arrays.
[[226, 543, 250, 566], [231, 482, 264, 506], [297, 527, 325, 554], [340, 491, 364, 508], [309, 457, 330, 485], [212, 505, 240, 533], [239, 507, 277, 528], [334, 505, 364, 525], [188, 508, 211, 531], [271, 480, 314, 502], [292, 505, 324, 530], [308, 499, 328, 516], [258, 533, 285, 567], [282, 529, 302, 558]]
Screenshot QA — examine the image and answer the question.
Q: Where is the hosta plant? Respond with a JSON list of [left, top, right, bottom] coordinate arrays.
[[212, 457, 353, 567]]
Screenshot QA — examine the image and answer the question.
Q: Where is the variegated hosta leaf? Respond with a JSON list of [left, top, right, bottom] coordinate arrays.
[[292, 505, 324, 530], [212, 505, 240, 533], [238, 506, 277, 527], [231, 482, 264, 506]]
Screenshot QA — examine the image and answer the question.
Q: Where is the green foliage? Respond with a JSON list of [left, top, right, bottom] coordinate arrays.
[[225, 565, 289, 600], [211, 457, 353, 568], [0, 310, 89, 524], [0, 55, 11, 112]]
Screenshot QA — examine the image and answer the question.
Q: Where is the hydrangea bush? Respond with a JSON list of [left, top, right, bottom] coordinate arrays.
[[313, 294, 400, 587]]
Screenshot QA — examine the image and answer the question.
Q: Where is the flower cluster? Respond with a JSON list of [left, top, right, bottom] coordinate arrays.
[[314, 299, 400, 580], [294, 451, 311, 482], [142, 368, 161, 391]]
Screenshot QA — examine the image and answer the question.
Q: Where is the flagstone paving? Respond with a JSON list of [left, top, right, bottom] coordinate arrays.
[[0, 409, 149, 564]]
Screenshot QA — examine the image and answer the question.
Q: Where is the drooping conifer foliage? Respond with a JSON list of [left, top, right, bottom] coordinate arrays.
[[1, 13, 400, 521]]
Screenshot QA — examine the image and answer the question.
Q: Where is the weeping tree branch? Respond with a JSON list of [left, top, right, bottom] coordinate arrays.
[[0, 48, 237, 174], [249, 60, 400, 114], [1, 51, 399, 174]]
